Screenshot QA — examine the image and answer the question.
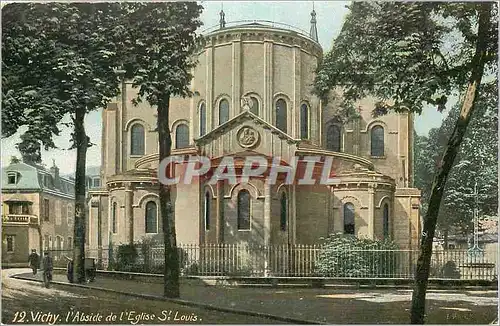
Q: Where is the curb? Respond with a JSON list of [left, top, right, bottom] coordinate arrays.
[[11, 275, 324, 325], [57, 269, 497, 290]]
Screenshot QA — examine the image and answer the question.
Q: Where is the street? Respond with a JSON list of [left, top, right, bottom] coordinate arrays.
[[2, 268, 498, 324], [1, 269, 281, 324]]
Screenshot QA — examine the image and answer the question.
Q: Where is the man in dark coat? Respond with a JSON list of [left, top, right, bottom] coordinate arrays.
[[28, 249, 40, 275], [42, 251, 53, 286]]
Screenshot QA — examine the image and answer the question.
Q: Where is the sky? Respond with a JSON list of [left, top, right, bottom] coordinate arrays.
[[1, 1, 453, 174]]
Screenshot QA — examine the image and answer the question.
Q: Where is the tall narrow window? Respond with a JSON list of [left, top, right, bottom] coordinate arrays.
[[250, 97, 259, 116], [175, 124, 189, 149], [67, 203, 73, 226], [327, 124, 341, 152], [300, 104, 309, 139], [204, 192, 210, 230], [199, 103, 206, 136], [280, 192, 287, 231], [131, 124, 145, 155], [371, 125, 384, 156], [219, 99, 229, 125], [43, 199, 50, 221], [275, 99, 287, 132], [383, 204, 389, 238], [237, 190, 251, 230], [112, 202, 117, 234], [6, 235, 14, 252], [145, 201, 157, 233], [343, 202, 355, 235], [44, 234, 49, 250]]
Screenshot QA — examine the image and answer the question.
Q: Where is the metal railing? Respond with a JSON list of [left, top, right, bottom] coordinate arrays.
[[47, 244, 498, 281], [201, 20, 315, 41]]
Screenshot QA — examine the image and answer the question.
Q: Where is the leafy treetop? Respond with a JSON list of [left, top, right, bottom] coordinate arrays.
[[314, 2, 498, 116]]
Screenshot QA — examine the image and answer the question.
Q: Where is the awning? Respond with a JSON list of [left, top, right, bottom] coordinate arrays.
[[2, 193, 32, 203]]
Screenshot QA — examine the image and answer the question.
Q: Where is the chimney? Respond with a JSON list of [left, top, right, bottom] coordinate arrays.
[[50, 159, 60, 187]]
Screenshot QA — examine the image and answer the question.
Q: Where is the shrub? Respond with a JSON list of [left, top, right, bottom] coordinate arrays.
[[440, 260, 461, 279], [107, 245, 115, 271], [139, 238, 159, 273], [116, 244, 138, 271], [315, 233, 399, 278]]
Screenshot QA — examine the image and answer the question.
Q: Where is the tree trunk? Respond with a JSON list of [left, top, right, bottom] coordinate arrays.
[[157, 93, 180, 298], [410, 3, 492, 324], [72, 106, 88, 284]]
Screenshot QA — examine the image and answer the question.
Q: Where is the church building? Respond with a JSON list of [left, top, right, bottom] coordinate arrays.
[[86, 10, 421, 254]]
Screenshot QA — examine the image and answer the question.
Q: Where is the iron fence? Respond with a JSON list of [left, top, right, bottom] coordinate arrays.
[[46, 248, 111, 270], [47, 244, 498, 281]]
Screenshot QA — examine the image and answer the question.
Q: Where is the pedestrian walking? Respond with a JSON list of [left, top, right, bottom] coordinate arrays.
[[42, 251, 53, 288], [28, 249, 40, 275]]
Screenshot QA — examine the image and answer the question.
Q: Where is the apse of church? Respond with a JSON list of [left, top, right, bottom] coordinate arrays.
[[88, 10, 420, 253]]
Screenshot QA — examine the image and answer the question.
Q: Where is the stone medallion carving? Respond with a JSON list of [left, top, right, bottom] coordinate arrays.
[[237, 126, 259, 148]]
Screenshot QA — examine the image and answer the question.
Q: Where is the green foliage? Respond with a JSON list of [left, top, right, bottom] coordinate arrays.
[[415, 82, 498, 235], [17, 132, 42, 163], [139, 238, 158, 273], [440, 261, 461, 279], [2, 3, 127, 150], [122, 2, 204, 105], [315, 233, 399, 278], [116, 244, 138, 271], [314, 2, 498, 115]]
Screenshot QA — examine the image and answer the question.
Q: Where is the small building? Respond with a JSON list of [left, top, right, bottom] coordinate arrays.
[[1, 157, 75, 266]]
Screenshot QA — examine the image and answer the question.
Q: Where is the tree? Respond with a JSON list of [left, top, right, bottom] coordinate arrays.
[[2, 3, 127, 283], [417, 83, 498, 244], [17, 131, 42, 164], [314, 2, 497, 323], [122, 2, 203, 298]]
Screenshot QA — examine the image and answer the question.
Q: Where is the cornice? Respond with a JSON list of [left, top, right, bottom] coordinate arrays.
[[203, 28, 322, 58], [294, 148, 375, 170], [330, 182, 395, 191], [134, 147, 198, 169]]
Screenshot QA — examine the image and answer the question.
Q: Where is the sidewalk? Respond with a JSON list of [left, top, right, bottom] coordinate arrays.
[[13, 271, 498, 324]]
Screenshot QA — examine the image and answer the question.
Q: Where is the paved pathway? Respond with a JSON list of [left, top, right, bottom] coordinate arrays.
[[2, 269, 286, 324], [11, 270, 499, 324]]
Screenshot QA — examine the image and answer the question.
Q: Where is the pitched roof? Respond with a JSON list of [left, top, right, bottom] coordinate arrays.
[[2, 161, 74, 197], [195, 110, 299, 145], [2, 162, 40, 190]]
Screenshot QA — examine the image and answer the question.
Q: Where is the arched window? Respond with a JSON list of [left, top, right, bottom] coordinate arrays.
[[112, 202, 117, 234], [199, 103, 206, 136], [280, 192, 287, 231], [145, 201, 157, 233], [275, 99, 287, 132], [175, 124, 189, 149], [327, 124, 341, 152], [250, 97, 259, 116], [204, 192, 210, 230], [300, 104, 309, 139], [383, 203, 389, 238], [219, 99, 229, 125], [343, 202, 355, 235], [371, 125, 384, 156], [131, 124, 145, 155], [237, 190, 251, 230]]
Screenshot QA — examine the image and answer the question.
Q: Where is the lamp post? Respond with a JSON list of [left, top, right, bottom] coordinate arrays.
[[468, 180, 483, 258]]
